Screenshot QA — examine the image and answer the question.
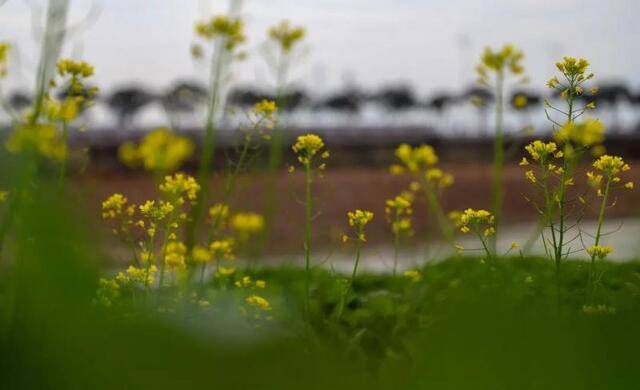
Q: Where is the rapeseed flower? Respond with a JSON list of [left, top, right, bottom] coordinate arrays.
[[119, 128, 194, 173], [292, 133, 326, 165], [268, 20, 306, 52], [230, 212, 264, 236], [159, 173, 200, 203], [586, 245, 613, 260], [476, 44, 525, 85], [245, 295, 272, 311], [164, 241, 187, 271], [0, 42, 9, 77], [5, 123, 66, 160], [195, 16, 246, 51]]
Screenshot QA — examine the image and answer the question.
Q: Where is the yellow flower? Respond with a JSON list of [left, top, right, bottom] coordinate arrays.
[[231, 212, 265, 236], [195, 16, 246, 51], [57, 59, 95, 77], [586, 171, 603, 188], [389, 164, 405, 175], [192, 245, 213, 263], [101, 194, 129, 219], [252, 99, 278, 117], [159, 173, 200, 202], [525, 170, 537, 184], [0, 190, 8, 203], [209, 239, 235, 260], [395, 143, 438, 172], [292, 133, 326, 165], [209, 203, 229, 224], [524, 140, 557, 162], [459, 209, 495, 236], [218, 267, 236, 276], [513, 94, 528, 109], [587, 245, 613, 259], [347, 209, 374, 228], [0, 42, 9, 77], [555, 56, 591, 78], [164, 241, 187, 271], [245, 295, 272, 311], [625, 182, 634, 190], [118, 265, 157, 286], [5, 124, 66, 161], [546, 76, 560, 89], [593, 155, 629, 177], [554, 119, 604, 147], [268, 20, 306, 52], [476, 44, 525, 84], [403, 270, 423, 283], [119, 128, 194, 172]]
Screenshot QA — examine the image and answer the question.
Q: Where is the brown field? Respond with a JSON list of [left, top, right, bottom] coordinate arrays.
[[71, 161, 640, 264]]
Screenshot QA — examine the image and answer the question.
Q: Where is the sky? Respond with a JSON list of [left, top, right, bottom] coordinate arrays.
[[1, 0, 639, 98]]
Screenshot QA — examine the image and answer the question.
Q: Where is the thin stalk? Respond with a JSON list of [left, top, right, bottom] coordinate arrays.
[[589, 176, 611, 298], [350, 228, 363, 283], [490, 71, 505, 252], [187, 38, 227, 251], [303, 161, 312, 319], [392, 215, 400, 276], [423, 181, 453, 242], [57, 121, 69, 188]]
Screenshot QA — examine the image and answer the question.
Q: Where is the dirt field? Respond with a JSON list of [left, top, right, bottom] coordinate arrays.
[[71, 161, 640, 262]]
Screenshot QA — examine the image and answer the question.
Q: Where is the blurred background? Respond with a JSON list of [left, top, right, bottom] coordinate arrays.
[[1, 0, 640, 265]]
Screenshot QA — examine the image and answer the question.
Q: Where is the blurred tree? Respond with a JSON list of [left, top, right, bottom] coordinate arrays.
[[161, 81, 207, 130], [375, 86, 416, 111], [8, 91, 31, 112], [427, 93, 456, 134], [227, 87, 269, 108], [592, 83, 632, 131], [107, 86, 155, 130], [463, 86, 493, 135], [321, 89, 361, 114]]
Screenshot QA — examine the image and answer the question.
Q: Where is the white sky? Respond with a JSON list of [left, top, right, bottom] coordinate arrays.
[[1, 0, 639, 97]]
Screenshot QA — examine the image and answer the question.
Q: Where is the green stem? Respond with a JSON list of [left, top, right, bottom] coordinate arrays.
[[304, 161, 312, 320], [490, 71, 505, 252], [350, 228, 363, 283], [57, 121, 69, 188], [589, 176, 611, 299]]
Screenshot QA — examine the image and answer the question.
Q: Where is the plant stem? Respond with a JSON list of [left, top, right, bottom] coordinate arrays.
[[490, 71, 505, 252], [57, 121, 69, 189], [589, 176, 611, 299], [304, 161, 312, 320], [350, 228, 363, 283]]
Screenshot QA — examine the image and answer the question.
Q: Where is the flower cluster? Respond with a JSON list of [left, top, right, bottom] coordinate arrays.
[[586, 245, 613, 260], [292, 133, 328, 167], [0, 42, 10, 78], [195, 16, 246, 51], [545, 57, 597, 125], [404, 270, 423, 283], [5, 123, 67, 160], [268, 20, 306, 52], [385, 195, 414, 236], [47, 59, 98, 123], [476, 44, 526, 85], [344, 209, 374, 242], [458, 209, 495, 237], [159, 173, 200, 203], [392, 143, 438, 173], [554, 119, 604, 149], [587, 155, 633, 194], [164, 241, 187, 271], [119, 128, 194, 173], [230, 212, 265, 240]]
